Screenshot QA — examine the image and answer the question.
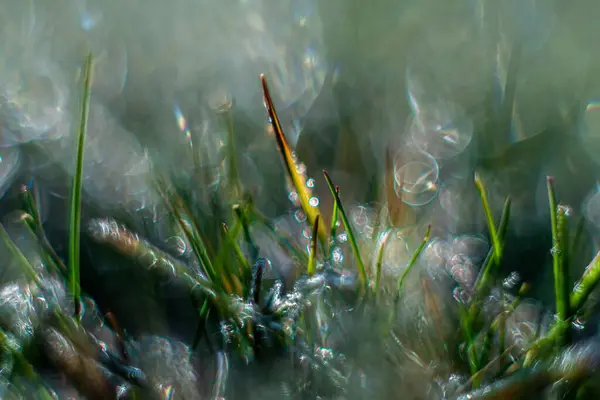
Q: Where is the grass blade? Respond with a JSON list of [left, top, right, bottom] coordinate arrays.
[[323, 170, 367, 291], [330, 186, 339, 241], [396, 225, 431, 299], [68, 52, 93, 317], [570, 251, 600, 312], [373, 230, 392, 294], [260, 74, 327, 244], [473, 196, 511, 296], [547, 177, 569, 326], [474, 172, 503, 263], [307, 215, 320, 276]]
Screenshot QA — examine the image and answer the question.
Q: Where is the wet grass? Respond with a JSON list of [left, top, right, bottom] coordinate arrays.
[[2, 58, 600, 399]]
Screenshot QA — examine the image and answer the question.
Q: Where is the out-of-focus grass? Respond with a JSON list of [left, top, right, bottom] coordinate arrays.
[[68, 53, 93, 318]]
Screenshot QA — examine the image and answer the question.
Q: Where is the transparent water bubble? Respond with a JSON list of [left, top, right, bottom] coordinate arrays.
[[409, 102, 474, 160], [439, 178, 481, 224], [394, 148, 439, 207], [446, 254, 476, 291], [0, 59, 68, 144], [405, 19, 488, 124], [451, 235, 489, 264], [224, 0, 329, 147], [421, 238, 452, 275], [380, 226, 428, 281]]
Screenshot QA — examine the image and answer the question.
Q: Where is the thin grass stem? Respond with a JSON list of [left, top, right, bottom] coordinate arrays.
[[68, 53, 93, 318]]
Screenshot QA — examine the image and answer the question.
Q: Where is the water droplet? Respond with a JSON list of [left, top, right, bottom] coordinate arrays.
[[452, 287, 471, 304], [165, 236, 187, 257], [332, 247, 344, 263], [296, 162, 307, 175], [294, 209, 306, 223], [503, 271, 521, 290], [572, 316, 586, 331], [288, 191, 299, 204], [306, 178, 315, 188], [558, 204, 573, 217], [337, 232, 348, 243], [550, 246, 561, 256], [309, 196, 319, 207]]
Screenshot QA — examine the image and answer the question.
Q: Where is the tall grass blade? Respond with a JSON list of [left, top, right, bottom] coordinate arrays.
[[68, 52, 93, 317], [307, 215, 320, 276], [323, 170, 367, 291], [547, 177, 569, 326], [260, 75, 327, 244]]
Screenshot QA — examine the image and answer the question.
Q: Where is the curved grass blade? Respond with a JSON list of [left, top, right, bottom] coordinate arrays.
[[307, 215, 320, 276], [396, 225, 431, 300], [260, 74, 327, 244], [69, 52, 93, 318], [323, 170, 367, 290]]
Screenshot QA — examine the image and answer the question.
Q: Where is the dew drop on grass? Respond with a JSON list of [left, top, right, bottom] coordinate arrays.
[[165, 235, 187, 257], [309, 196, 319, 207], [503, 271, 521, 290], [332, 247, 344, 263], [306, 178, 315, 188], [294, 209, 306, 223], [572, 316, 586, 331], [452, 287, 471, 304], [337, 233, 348, 243]]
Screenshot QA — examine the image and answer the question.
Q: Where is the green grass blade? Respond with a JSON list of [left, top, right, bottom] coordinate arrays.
[[396, 225, 431, 300], [323, 170, 367, 291], [261, 75, 327, 244], [234, 204, 258, 263], [373, 230, 392, 294], [570, 251, 600, 312], [474, 172, 503, 263], [547, 177, 569, 325], [474, 196, 511, 296], [330, 186, 339, 240], [222, 222, 250, 275], [68, 52, 93, 317], [307, 215, 320, 276]]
